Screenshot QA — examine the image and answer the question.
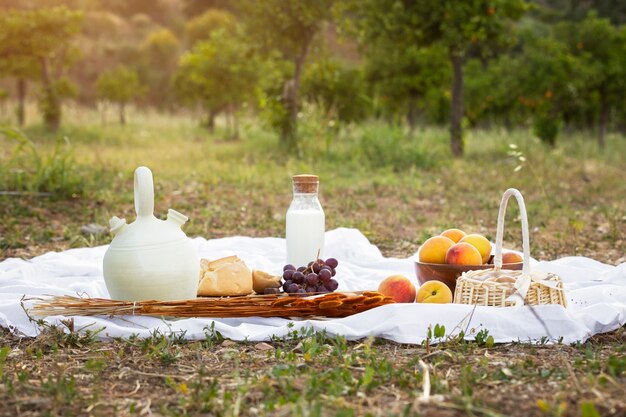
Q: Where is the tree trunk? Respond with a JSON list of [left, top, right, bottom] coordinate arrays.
[[280, 60, 302, 149], [16, 78, 26, 126], [449, 53, 465, 157], [598, 90, 607, 150], [119, 102, 126, 125], [281, 37, 312, 150], [232, 104, 239, 140], [207, 110, 216, 133], [40, 57, 61, 131], [406, 97, 419, 133]]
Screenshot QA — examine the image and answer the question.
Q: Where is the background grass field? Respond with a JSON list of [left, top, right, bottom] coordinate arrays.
[[1, 107, 624, 264]]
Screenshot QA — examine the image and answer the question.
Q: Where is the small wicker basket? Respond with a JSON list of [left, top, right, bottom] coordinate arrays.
[[453, 188, 567, 308]]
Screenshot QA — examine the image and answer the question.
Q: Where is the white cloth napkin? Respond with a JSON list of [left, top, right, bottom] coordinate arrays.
[[1, 228, 624, 344]]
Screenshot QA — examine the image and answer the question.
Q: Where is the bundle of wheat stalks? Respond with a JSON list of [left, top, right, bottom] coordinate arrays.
[[32, 291, 395, 319]]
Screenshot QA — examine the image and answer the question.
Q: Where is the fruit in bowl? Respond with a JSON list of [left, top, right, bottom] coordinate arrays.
[[501, 251, 523, 264], [440, 228, 466, 243], [459, 234, 492, 264], [417, 236, 455, 264], [445, 242, 483, 265], [416, 228, 522, 293]]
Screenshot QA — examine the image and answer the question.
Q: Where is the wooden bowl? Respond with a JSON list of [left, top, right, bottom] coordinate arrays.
[[414, 257, 523, 294]]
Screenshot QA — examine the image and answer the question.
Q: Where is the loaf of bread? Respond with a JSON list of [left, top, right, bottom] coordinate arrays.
[[198, 255, 253, 296], [252, 269, 282, 294]]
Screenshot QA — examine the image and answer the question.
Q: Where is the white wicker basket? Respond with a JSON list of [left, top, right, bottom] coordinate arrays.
[[453, 188, 567, 307]]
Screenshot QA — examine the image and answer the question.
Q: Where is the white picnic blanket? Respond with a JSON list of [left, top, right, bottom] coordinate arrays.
[[0, 228, 624, 344]]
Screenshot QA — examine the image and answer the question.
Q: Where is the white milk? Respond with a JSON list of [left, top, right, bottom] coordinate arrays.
[[286, 209, 325, 267]]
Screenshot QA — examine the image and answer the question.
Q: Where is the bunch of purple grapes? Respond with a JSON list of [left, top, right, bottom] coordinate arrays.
[[282, 258, 339, 295]]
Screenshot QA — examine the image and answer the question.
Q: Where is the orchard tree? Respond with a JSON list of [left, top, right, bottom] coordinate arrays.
[[0, 7, 82, 130], [185, 9, 237, 45], [140, 28, 181, 107], [508, 30, 586, 147], [301, 57, 370, 150], [344, 0, 526, 156], [183, 0, 238, 18], [556, 13, 626, 148], [173, 29, 258, 138], [96, 67, 144, 125], [362, 43, 450, 129], [302, 58, 369, 125], [0, 58, 38, 126], [238, 0, 335, 149]]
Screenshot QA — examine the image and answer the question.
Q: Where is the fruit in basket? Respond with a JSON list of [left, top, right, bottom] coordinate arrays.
[[459, 234, 492, 263], [445, 242, 483, 265], [440, 228, 466, 243], [501, 252, 523, 264], [418, 236, 455, 264], [283, 258, 339, 295], [416, 280, 453, 304], [377, 275, 416, 303]]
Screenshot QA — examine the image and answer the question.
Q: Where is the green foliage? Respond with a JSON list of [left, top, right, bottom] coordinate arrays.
[[302, 58, 369, 124], [96, 66, 144, 124], [363, 44, 450, 126], [0, 125, 85, 197], [239, 0, 336, 149], [343, 0, 527, 156], [96, 67, 144, 105], [185, 9, 237, 45], [1, 1, 625, 151], [580, 402, 601, 417], [173, 28, 258, 136], [239, 0, 335, 62], [140, 28, 181, 107], [358, 125, 432, 171], [533, 115, 562, 147], [0, 6, 83, 130], [474, 329, 495, 347], [141, 29, 180, 65], [554, 13, 626, 145]]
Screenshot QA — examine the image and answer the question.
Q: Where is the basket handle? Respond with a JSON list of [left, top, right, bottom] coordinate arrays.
[[493, 188, 531, 275]]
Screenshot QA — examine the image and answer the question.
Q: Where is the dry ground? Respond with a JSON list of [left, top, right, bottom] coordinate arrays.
[[0, 325, 624, 417]]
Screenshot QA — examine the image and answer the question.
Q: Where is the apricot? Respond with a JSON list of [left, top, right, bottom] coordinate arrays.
[[502, 252, 523, 264], [416, 280, 453, 304], [418, 236, 455, 264], [445, 242, 482, 265], [440, 228, 466, 243], [377, 275, 416, 303], [459, 234, 492, 264]]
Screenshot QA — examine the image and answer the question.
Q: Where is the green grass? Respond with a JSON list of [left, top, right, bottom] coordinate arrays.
[[2, 106, 623, 263]]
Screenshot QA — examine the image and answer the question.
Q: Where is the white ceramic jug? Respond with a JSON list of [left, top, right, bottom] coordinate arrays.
[[102, 166, 199, 301]]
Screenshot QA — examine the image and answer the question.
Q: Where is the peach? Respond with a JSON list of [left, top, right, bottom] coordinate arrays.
[[418, 236, 455, 264], [445, 242, 483, 265], [440, 228, 466, 243], [502, 252, 523, 264], [459, 234, 492, 264], [416, 280, 453, 304], [378, 275, 416, 303]]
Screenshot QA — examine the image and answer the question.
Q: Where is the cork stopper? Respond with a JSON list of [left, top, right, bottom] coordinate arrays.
[[292, 174, 319, 194]]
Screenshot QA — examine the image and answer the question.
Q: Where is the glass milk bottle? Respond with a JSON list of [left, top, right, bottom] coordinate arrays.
[[286, 174, 325, 266]]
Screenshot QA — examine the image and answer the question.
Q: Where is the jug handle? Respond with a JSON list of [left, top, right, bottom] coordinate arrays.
[[134, 166, 154, 217]]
